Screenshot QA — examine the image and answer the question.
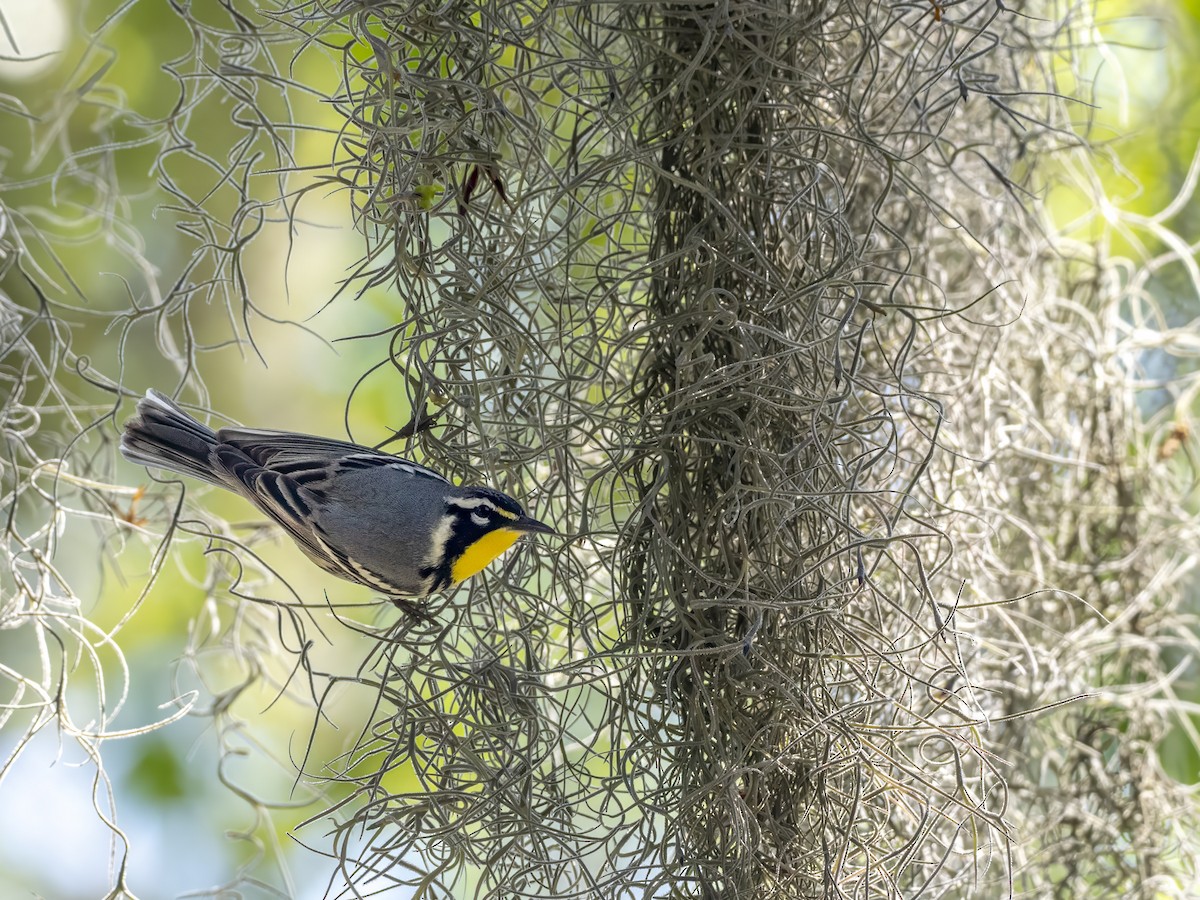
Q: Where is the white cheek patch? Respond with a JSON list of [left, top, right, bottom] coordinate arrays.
[[425, 515, 455, 569]]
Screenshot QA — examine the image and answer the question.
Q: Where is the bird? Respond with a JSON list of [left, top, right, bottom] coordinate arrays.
[[120, 390, 554, 602]]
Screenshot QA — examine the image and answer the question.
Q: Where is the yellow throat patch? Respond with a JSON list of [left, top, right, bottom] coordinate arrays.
[[451, 528, 521, 584]]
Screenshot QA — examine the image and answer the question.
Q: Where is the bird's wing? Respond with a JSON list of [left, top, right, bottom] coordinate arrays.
[[215, 428, 451, 488], [212, 446, 405, 592]]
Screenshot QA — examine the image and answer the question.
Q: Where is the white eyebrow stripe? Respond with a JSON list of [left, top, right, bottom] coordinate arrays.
[[446, 496, 498, 511]]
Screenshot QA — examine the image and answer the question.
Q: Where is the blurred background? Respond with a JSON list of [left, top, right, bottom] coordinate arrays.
[[1, 0, 1198, 896], [0, 1, 435, 895]]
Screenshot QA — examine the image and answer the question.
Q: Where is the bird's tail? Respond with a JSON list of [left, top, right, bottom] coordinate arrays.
[[120, 390, 224, 486]]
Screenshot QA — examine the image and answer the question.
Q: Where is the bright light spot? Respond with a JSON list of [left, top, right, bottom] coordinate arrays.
[[0, 0, 68, 81]]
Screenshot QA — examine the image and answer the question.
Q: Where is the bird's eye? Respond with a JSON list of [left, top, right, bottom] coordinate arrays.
[[471, 512, 489, 527]]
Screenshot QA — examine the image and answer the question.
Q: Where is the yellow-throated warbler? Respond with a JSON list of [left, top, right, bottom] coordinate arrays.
[[121, 390, 554, 598]]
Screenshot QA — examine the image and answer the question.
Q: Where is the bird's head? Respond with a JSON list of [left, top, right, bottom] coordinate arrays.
[[437, 487, 554, 586]]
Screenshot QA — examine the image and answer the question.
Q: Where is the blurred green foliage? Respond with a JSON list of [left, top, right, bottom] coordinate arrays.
[[1057, 0, 1200, 787], [125, 735, 191, 801], [0, 0, 432, 893]]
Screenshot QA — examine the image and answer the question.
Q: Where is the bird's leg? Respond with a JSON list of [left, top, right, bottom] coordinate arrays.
[[388, 595, 433, 621]]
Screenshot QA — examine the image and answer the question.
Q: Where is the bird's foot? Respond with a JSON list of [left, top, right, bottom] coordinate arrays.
[[389, 596, 433, 621]]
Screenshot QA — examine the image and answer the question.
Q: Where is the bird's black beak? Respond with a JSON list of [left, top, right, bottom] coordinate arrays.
[[513, 515, 555, 535]]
